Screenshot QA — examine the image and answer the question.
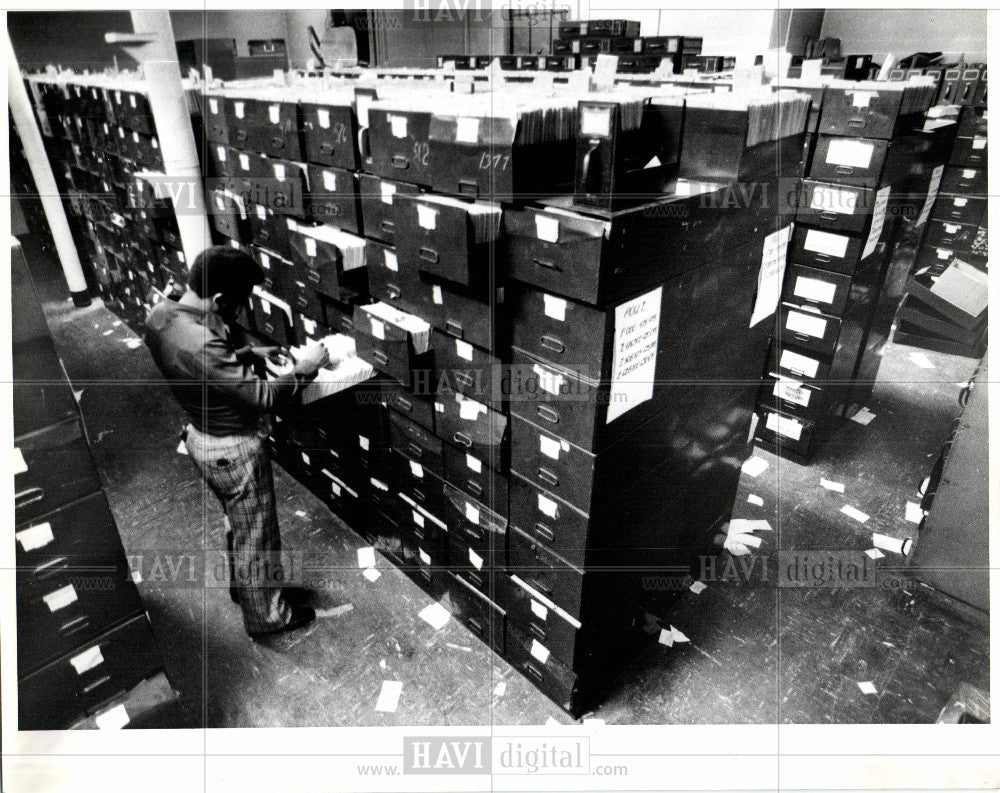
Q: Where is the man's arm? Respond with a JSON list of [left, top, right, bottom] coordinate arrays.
[[198, 338, 315, 412]]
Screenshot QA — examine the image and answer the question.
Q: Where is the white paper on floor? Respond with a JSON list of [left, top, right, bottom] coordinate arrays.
[[741, 456, 769, 477], [658, 627, 674, 647], [95, 703, 130, 730], [747, 494, 764, 506], [850, 407, 876, 426], [723, 536, 752, 556], [545, 716, 560, 726], [820, 478, 845, 493], [865, 548, 885, 560], [418, 602, 451, 630], [294, 510, 307, 518], [102, 329, 115, 336], [872, 533, 906, 555], [176, 439, 189, 455], [357, 547, 376, 568], [315, 604, 353, 619], [689, 581, 707, 595], [857, 681, 878, 695], [112, 320, 122, 327], [909, 351, 935, 369], [379, 659, 387, 671], [125, 338, 143, 350], [375, 680, 403, 712], [73, 388, 85, 401], [670, 626, 690, 643], [840, 504, 870, 523], [494, 681, 506, 698], [363, 568, 381, 582], [905, 501, 925, 524]]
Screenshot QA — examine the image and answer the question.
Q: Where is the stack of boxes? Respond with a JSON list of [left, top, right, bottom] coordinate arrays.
[[754, 79, 945, 462], [898, 103, 988, 356]]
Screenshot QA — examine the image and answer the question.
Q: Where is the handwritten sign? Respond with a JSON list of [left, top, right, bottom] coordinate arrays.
[[607, 286, 662, 423]]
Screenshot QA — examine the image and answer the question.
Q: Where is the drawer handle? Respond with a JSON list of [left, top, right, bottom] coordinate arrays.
[[373, 350, 389, 366], [468, 571, 484, 588], [320, 142, 335, 154], [537, 467, 559, 487], [387, 284, 402, 299], [525, 663, 544, 682], [60, 615, 90, 635], [532, 257, 561, 271], [819, 211, 838, 221], [296, 296, 309, 309], [358, 127, 371, 159], [15, 487, 45, 509], [834, 165, 855, 175], [395, 396, 413, 411], [536, 405, 559, 424], [528, 576, 552, 595], [467, 480, 483, 497], [236, 129, 247, 142], [540, 335, 565, 354], [412, 487, 427, 503], [467, 616, 484, 633], [458, 179, 479, 197], [419, 247, 439, 264], [406, 442, 423, 458], [454, 372, 475, 389], [463, 525, 484, 541], [847, 118, 867, 128], [380, 219, 395, 233], [453, 432, 473, 449], [529, 623, 547, 641], [306, 269, 321, 285], [533, 522, 555, 542], [270, 136, 284, 150], [445, 320, 463, 337], [391, 154, 410, 170], [82, 674, 112, 694], [813, 253, 832, 263]]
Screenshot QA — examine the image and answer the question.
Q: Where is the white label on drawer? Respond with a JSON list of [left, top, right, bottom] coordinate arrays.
[[533, 364, 564, 395], [216, 145, 227, 162], [390, 114, 408, 138], [810, 185, 856, 215], [804, 228, 849, 258], [273, 163, 286, 181], [409, 460, 424, 479], [432, 285, 443, 304], [371, 319, 386, 340], [862, 185, 891, 259], [963, 169, 976, 179], [779, 349, 820, 379], [435, 402, 445, 413], [359, 435, 370, 451], [786, 310, 828, 339], [419, 549, 431, 565], [794, 276, 837, 305], [302, 316, 317, 335], [539, 435, 561, 460], [317, 108, 331, 128], [13, 447, 27, 474], [766, 412, 803, 441], [304, 236, 317, 258], [322, 170, 337, 191], [973, 137, 986, 149], [239, 153, 250, 172], [455, 339, 474, 362], [301, 452, 311, 466], [209, 98, 219, 114], [417, 204, 437, 230], [384, 250, 398, 271], [95, 703, 130, 730], [826, 139, 874, 169], [466, 453, 482, 473], [531, 599, 549, 620], [256, 205, 268, 221], [459, 397, 487, 420], [535, 215, 559, 243], [234, 101, 245, 119], [16, 522, 54, 552], [331, 481, 342, 497], [749, 225, 792, 328], [380, 181, 396, 204], [530, 639, 551, 664], [269, 104, 280, 124], [542, 294, 567, 321], [412, 510, 425, 527], [538, 493, 558, 518], [465, 502, 480, 525], [70, 645, 105, 675], [469, 547, 484, 570], [607, 285, 663, 423], [954, 197, 969, 208], [129, 94, 137, 108], [43, 583, 78, 612], [456, 116, 480, 143], [944, 223, 960, 234], [132, 131, 140, 143], [581, 106, 611, 137], [773, 378, 812, 407], [850, 90, 876, 107]]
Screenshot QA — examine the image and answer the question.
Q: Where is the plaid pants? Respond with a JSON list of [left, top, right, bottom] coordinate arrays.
[[183, 422, 292, 634]]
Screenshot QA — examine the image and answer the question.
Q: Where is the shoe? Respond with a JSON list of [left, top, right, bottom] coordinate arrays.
[[230, 583, 239, 603], [281, 586, 316, 605], [247, 605, 315, 639]]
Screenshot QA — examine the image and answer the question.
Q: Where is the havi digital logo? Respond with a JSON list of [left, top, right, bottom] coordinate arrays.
[[403, 737, 491, 774]]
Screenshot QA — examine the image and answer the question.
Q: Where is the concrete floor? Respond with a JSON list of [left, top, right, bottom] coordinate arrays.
[[23, 237, 989, 727]]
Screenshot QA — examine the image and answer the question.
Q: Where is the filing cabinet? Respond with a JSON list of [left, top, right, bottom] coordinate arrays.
[[442, 444, 509, 511], [287, 221, 369, 304], [300, 98, 360, 170], [353, 303, 433, 389], [304, 164, 362, 233], [817, 83, 931, 140], [223, 94, 302, 159], [249, 288, 294, 346], [395, 452, 450, 519], [367, 106, 435, 187], [931, 194, 987, 227], [938, 166, 986, 195], [445, 573, 505, 655], [923, 219, 978, 252], [949, 136, 987, 168], [358, 174, 421, 245]]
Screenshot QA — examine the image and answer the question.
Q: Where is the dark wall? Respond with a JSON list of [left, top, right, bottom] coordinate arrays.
[[8, 11, 137, 73]]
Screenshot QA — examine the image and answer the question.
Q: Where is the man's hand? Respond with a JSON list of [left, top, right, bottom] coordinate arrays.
[[292, 342, 331, 376], [251, 345, 282, 359]]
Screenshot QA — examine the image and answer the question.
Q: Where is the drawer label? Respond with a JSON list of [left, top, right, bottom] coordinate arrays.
[[849, 90, 876, 107], [531, 599, 549, 620], [95, 703, 130, 730], [455, 339, 474, 362], [371, 319, 386, 340], [384, 250, 398, 271], [359, 435, 370, 451], [465, 502, 480, 525], [322, 170, 337, 191], [239, 153, 250, 172], [216, 145, 227, 162], [773, 378, 812, 407], [749, 225, 792, 328], [786, 310, 828, 339], [793, 276, 837, 305], [862, 186, 891, 259], [304, 236, 318, 258], [269, 104, 281, 124], [317, 108, 331, 128], [810, 185, 856, 215], [273, 163, 286, 181], [466, 453, 482, 473], [70, 645, 105, 675], [537, 493, 559, 518], [301, 316, 316, 335], [972, 137, 986, 150], [539, 435, 561, 460], [380, 181, 396, 205], [301, 452, 311, 466], [456, 116, 480, 144], [803, 229, 849, 258], [535, 215, 560, 243], [542, 294, 567, 321], [16, 522, 54, 552], [409, 460, 424, 479], [43, 583, 78, 612], [953, 197, 968, 208], [413, 510, 425, 528], [390, 114, 408, 138], [779, 349, 820, 379], [417, 204, 437, 230], [825, 139, 874, 169], [532, 364, 564, 395], [234, 101, 245, 119], [419, 548, 432, 565], [607, 286, 663, 423], [766, 412, 804, 441], [209, 98, 219, 114], [468, 547, 484, 570], [530, 638, 551, 664], [432, 285, 443, 304], [458, 396, 487, 420], [13, 447, 28, 475]]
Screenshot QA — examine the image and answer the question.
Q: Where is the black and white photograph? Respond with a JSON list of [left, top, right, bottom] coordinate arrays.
[[1, 2, 995, 791]]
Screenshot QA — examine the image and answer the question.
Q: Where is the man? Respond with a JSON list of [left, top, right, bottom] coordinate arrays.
[[145, 246, 333, 637]]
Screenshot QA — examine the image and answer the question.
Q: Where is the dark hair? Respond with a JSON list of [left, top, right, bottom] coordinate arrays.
[[187, 246, 265, 300]]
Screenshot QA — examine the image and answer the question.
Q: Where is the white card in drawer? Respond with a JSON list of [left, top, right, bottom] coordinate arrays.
[[43, 583, 78, 612], [389, 114, 408, 138], [456, 117, 480, 144], [766, 412, 803, 441], [779, 349, 820, 379], [317, 108, 330, 128], [416, 204, 437, 230], [786, 310, 828, 339], [810, 185, 856, 214], [539, 435, 561, 460], [826, 139, 874, 169], [14, 447, 27, 475], [16, 522, 54, 552], [535, 215, 559, 243], [773, 378, 812, 407], [793, 276, 837, 304], [70, 645, 105, 675], [803, 229, 849, 258]]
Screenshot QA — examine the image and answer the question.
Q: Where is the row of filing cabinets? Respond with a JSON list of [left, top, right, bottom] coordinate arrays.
[[12, 239, 171, 730]]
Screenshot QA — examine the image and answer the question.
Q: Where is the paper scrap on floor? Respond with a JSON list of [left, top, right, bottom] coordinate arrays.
[[315, 604, 353, 619], [494, 681, 506, 698], [857, 681, 878, 695], [658, 627, 674, 647], [872, 532, 906, 555], [850, 407, 876, 426], [363, 568, 381, 582], [747, 494, 764, 506], [820, 478, 845, 493], [905, 501, 925, 524], [741, 456, 769, 477], [418, 602, 451, 630], [176, 439, 188, 455], [375, 680, 403, 712], [125, 338, 143, 349], [357, 546, 376, 569], [841, 504, 870, 523], [909, 351, 935, 369], [670, 626, 689, 643], [689, 581, 707, 595], [865, 548, 885, 560]]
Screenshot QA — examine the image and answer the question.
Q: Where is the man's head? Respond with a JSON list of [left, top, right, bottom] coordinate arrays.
[[187, 246, 265, 321]]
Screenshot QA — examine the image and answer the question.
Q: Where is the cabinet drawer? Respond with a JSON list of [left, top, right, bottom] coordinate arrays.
[[759, 374, 828, 420], [777, 304, 842, 357], [754, 405, 817, 459], [367, 107, 434, 187], [509, 413, 597, 515], [949, 136, 987, 168], [809, 135, 888, 187], [817, 86, 909, 139], [397, 492, 449, 559], [509, 473, 590, 569], [18, 614, 162, 730], [248, 290, 293, 347], [782, 264, 853, 316], [789, 225, 869, 274], [768, 343, 833, 383], [388, 410, 444, 475], [381, 379, 435, 432], [358, 174, 420, 245], [433, 393, 509, 473], [288, 223, 367, 303], [300, 100, 359, 170], [923, 219, 978, 252], [508, 526, 587, 624], [796, 180, 878, 236], [434, 281, 508, 352], [366, 240, 434, 319], [14, 419, 102, 524], [284, 277, 325, 323], [202, 95, 229, 144], [261, 157, 307, 220], [249, 204, 294, 261], [431, 330, 501, 401], [442, 444, 508, 510], [208, 189, 250, 243], [505, 574, 593, 670], [445, 573, 505, 655], [443, 482, 507, 553], [448, 528, 501, 598], [504, 624, 581, 715], [939, 166, 986, 195], [931, 195, 986, 227], [251, 246, 296, 300], [510, 286, 609, 377], [224, 97, 301, 159], [304, 164, 361, 234], [394, 453, 449, 518]]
